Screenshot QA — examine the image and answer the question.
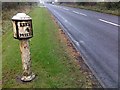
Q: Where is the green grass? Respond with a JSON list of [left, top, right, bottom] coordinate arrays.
[[2, 7, 92, 88], [77, 5, 119, 16], [61, 4, 119, 16]]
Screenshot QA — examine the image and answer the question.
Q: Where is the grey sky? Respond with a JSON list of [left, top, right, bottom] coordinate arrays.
[[0, 0, 119, 2]]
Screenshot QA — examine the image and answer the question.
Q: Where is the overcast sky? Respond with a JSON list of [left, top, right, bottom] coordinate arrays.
[[0, 0, 119, 2], [40, 0, 119, 2]]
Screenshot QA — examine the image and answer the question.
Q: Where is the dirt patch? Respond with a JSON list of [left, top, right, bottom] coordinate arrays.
[[50, 11, 102, 88]]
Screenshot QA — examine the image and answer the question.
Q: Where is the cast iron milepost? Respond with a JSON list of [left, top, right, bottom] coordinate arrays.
[[12, 13, 35, 82]]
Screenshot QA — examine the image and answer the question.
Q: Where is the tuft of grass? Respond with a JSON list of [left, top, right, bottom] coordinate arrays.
[[2, 7, 93, 88]]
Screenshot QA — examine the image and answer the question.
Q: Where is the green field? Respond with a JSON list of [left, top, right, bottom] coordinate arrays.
[[2, 7, 93, 88]]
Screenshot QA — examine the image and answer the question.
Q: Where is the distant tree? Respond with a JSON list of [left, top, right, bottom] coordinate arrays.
[[2, 2, 38, 10], [2, 2, 18, 10], [76, 2, 120, 10], [105, 2, 120, 9]]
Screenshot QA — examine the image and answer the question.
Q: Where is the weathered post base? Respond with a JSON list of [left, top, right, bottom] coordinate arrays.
[[21, 72, 35, 82], [20, 39, 35, 82]]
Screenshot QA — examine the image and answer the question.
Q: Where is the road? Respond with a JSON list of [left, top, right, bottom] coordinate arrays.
[[45, 4, 119, 88]]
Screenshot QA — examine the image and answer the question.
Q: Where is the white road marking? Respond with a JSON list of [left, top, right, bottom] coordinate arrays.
[[53, 10, 87, 47], [79, 40, 85, 44], [79, 13, 87, 16], [65, 19, 68, 22], [99, 19, 120, 27], [54, 10, 81, 33], [74, 40, 80, 46], [73, 11, 79, 14], [63, 8, 69, 11], [67, 33, 80, 47], [53, 10, 68, 23], [73, 11, 87, 16]]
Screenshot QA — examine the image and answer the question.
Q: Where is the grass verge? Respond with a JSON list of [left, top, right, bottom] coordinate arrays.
[[60, 4, 119, 16], [2, 7, 99, 88]]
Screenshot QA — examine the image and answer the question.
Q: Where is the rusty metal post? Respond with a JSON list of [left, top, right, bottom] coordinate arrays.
[[20, 39, 35, 81]]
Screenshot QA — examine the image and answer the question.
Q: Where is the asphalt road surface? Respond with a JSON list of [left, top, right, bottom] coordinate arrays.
[[45, 4, 119, 88]]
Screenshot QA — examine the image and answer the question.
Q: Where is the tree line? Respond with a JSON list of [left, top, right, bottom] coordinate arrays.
[[2, 2, 38, 10], [77, 2, 120, 10], [59, 2, 120, 10]]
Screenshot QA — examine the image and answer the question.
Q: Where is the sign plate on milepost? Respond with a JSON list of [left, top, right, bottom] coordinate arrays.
[[17, 21, 33, 39]]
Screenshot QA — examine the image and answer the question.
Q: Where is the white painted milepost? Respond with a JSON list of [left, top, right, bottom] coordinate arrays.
[[12, 13, 35, 82]]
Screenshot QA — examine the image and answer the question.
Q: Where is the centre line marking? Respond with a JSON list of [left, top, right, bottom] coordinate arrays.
[[79, 13, 87, 16], [73, 11, 79, 14], [73, 11, 87, 16], [99, 19, 120, 27], [63, 8, 69, 11]]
